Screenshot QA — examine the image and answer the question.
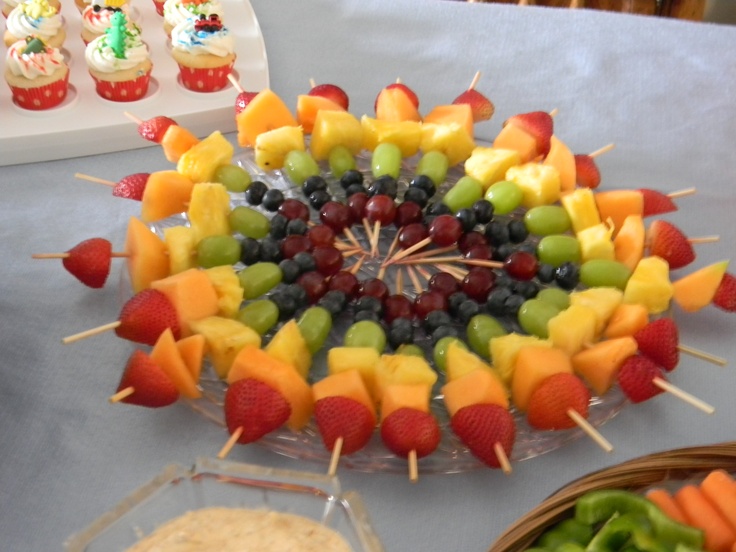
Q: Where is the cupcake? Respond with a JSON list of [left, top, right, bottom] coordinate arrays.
[[85, 11, 152, 101], [2, 0, 58, 18], [170, 14, 234, 93], [4, 35, 69, 110], [4, 0, 65, 48], [162, 0, 223, 36], [81, 0, 131, 45]]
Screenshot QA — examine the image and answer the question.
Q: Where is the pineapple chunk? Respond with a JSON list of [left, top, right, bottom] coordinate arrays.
[[327, 347, 381, 403], [504, 163, 561, 208], [577, 222, 615, 262], [464, 147, 521, 191], [254, 125, 305, 171], [189, 316, 261, 379], [561, 188, 601, 234], [177, 131, 234, 184], [569, 287, 624, 335], [205, 265, 244, 318], [420, 123, 475, 166], [360, 116, 422, 157], [489, 333, 552, 385], [265, 319, 312, 379], [163, 226, 197, 275], [187, 183, 231, 243], [623, 256, 674, 314], [374, 354, 437, 403], [547, 305, 598, 356], [310, 110, 364, 161]]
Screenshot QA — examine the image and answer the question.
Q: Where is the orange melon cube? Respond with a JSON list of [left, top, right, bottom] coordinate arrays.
[[327, 347, 381, 403], [493, 123, 538, 163], [603, 303, 650, 339], [176, 333, 206, 381], [423, 104, 474, 139], [672, 260, 729, 313], [150, 328, 201, 399], [374, 354, 437, 404], [375, 86, 421, 122], [160, 124, 199, 163], [296, 94, 345, 134], [543, 136, 576, 193], [189, 316, 261, 379], [124, 216, 169, 293], [381, 383, 432, 421], [512, 346, 573, 412], [227, 346, 313, 430], [150, 268, 220, 336], [442, 367, 509, 417], [614, 214, 646, 271], [571, 337, 638, 396], [312, 370, 376, 419], [140, 170, 195, 223], [236, 89, 299, 148], [595, 190, 644, 236]]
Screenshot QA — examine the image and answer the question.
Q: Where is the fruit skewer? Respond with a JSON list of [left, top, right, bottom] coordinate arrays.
[[74, 172, 151, 201], [32, 237, 128, 288]]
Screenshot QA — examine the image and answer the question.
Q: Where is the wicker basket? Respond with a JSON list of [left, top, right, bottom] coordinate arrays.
[[489, 442, 736, 552], [467, 1, 706, 21]]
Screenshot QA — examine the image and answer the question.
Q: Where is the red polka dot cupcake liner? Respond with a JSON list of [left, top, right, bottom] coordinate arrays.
[[177, 61, 234, 93], [90, 69, 152, 102], [9, 70, 70, 110]]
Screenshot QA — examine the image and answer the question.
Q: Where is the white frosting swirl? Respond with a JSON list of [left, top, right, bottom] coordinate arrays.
[[3, 0, 22, 13], [82, 4, 129, 35], [84, 26, 150, 73], [163, 0, 222, 30], [6, 39, 66, 79], [170, 17, 234, 57], [5, 4, 63, 42]]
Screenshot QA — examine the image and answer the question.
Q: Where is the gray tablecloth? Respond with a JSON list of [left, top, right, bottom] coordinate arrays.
[[2, 1, 736, 550]]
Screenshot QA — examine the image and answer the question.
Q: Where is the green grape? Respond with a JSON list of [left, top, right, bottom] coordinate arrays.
[[196, 235, 241, 268], [283, 149, 320, 186], [238, 262, 283, 300], [297, 306, 333, 354], [579, 259, 633, 290], [466, 314, 507, 360], [328, 145, 356, 179], [484, 180, 523, 215], [524, 205, 572, 236], [228, 205, 270, 239], [371, 142, 402, 179], [343, 320, 386, 353], [537, 235, 582, 267], [236, 300, 279, 335], [415, 150, 449, 187], [441, 175, 483, 213], [536, 287, 571, 311], [518, 298, 561, 339], [214, 164, 252, 193], [395, 343, 424, 357], [433, 336, 467, 373]]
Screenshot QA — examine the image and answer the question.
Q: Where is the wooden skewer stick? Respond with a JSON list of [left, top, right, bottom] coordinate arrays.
[[686, 235, 719, 245], [652, 378, 715, 414], [33, 251, 129, 259], [408, 450, 419, 483], [549, 107, 558, 118], [467, 71, 481, 91], [384, 231, 401, 263], [361, 218, 375, 251], [569, 0, 582, 9], [396, 255, 503, 269], [62, 321, 121, 344], [384, 237, 433, 266], [343, 227, 365, 252], [75, 173, 116, 187], [668, 187, 696, 199], [406, 265, 423, 295], [309, 78, 316, 88], [436, 263, 468, 279], [227, 73, 244, 93], [109, 387, 134, 403], [341, 247, 363, 258], [370, 221, 381, 257], [494, 443, 512, 475], [397, 245, 458, 263], [327, 437, 343, 476], [567, 409, 614, 452], [348, 254, 367, 276], [395, 268, 405, 295], [122, 111, 143, 125], [414, 266, 432, 281], [588, 143, 615, 158], [217, 427, 243, 459], [678, 344, 727, 367]]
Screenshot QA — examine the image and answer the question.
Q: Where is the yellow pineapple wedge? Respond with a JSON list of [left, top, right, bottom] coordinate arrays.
[[445, 341, 495, 381], [569, 287, 624, 335], [310, 110, 364, 161], [187, 183, 231, 243], [177, 131, 234, 184], [504, 163, 561, 208], [561, 188, 601, 234], [464, 146, 521, 191], [265, 319, 312, 379], [489, 333, 552, 385], [547, 304, 598, 356], [327, 346, 381, 404], [205, 265, 244, 319], [420, 122, 475, 166], [577, 222, 615, 262], [374, 354, 437, 404], [189, 316, 261, 379], [360, 116, 422, 157], [623, 256, 674, 314], [254, 125, 305, 171], [163, 226, 197, 275]]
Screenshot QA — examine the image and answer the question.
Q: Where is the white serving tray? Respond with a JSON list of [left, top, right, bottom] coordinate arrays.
[[0, 0, 269, 166]]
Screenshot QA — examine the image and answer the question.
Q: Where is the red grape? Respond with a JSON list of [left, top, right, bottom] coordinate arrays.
[[328, 271, 359, 298], [428, 215, 462, 246], [278, 198, 310, 221], [365, 195, 397, 225], [504, 251, 539, 281], [458, 231, 487, 253], [383, 294, 414, 323], [297, 271, 328, 303], [319, 201, 351, 232], [312, 245, 343, 276], [307, 224, 335, 247], [398, 222, 428, 250], [428, 271, 460, 298], [462, 267, 496, 302], [280, 235, 312, 259], [413, 290, 448, 319], [394, 201, 423, 227], [346, 192, 369, 224], [464, 244, 493, 261], [359, 278, 389, 302]]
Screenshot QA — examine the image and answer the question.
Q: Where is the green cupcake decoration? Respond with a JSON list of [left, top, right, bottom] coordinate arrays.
[[106, 11, 128, 58]]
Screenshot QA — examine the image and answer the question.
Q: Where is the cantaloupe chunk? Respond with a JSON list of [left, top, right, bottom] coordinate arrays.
[[163, 226, 197, 275], [265, 319, 312, 379], [614, 214, 646, 271], [327, 347, 381, 403], [150, 328, 201, 399], [543, 136, 576, 193], [311, 369, 376, 418], [423, 104, 474, 139], [493, 123, 538, 163], [595, 190, 644, 236], [150, 268, 220, 337], [310, 109, 363, 161], [572, 337, 638, 396], [442, 367, 509, 417], [375, 87, 421, 122], [374, 354, 437, 404], [160, 124, 199, 163], [296, 94, 345, 134], [547, 305, 598, 356], [227, 346, 313, 430], [672, 260, 729, 313], [204, 265, 243, 319], [512, 346, 572, 412], [603, 303, 650, 339], [490, 333, 552, 385], [176, 333, 206, 381], [140, 171, 196, 223], [381, 383, 432, 421], [360, 116, 422, 157], [187, 183, 231, 243], [188, 316, 261, 379], [124, 216, 169, 293], [236, 88, 299, 148]]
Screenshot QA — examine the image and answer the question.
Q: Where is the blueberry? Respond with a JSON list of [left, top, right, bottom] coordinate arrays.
[[308, 189, 332, 210], [286, 218, 308, 236], [259, 236, 282, 263], [402, 186, 429, 208], [239, 237, 260, 265], [262, 188, 285, 211], [493, 243, 514, 261], [555, 262, 581, 290], [284, 283, 309, 308], [486, 287, 513, 315], [278, 259, 301, 284], [339, 169, 364, 189], [431, 325, 459, 344], [427, 201, 451, 216], [269, 213, 288, 239], [303, 175, 328, 196], [513, 280, 540, 299], [447, 291, 469, 317], [293, 251, 316, 273], [344, 183, 366, 197], [503, 293, 526, 316], [455, 208, 477, 233], [484, 220, 510, 247], [354, 295, 383, 317], [270, 292, 297, 320], [457, 299, 481, 324], [507, 219, 529, 244], [537, 263, 556, 283], [472, 199, 494, 224], [318, 290, 347, 317], [354, 309, 380, 323], [409, 174, 436, 198], [367, 175, 398, 198], [388, 317, 414, 349], [244, 180, 267, 205], [424, 309, 453, 333]]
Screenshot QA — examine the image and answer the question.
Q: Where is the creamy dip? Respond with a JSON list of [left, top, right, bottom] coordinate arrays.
[[125, 507, 353, 552]]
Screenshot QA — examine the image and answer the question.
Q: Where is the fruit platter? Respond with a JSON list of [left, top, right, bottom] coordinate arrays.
[[37, 74, 735, 479]]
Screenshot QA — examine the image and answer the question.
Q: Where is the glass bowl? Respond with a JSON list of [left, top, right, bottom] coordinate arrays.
[[64, 457, 384, 552]]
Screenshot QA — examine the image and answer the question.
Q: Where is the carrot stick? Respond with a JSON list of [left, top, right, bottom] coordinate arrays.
[[646, 488, 688, 524], [700, 470, 736, 531], [675, 484, 736, 552]]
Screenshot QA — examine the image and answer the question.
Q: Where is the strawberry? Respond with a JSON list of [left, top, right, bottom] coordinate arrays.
[[137, 116, 177, 143], [116, 349, 179, 408], [308, 83, 349, 111], [503, 111, 553, 157], [639, 188, 677, 217], [62, 237, 112, 288], [617, 355, 666, 403], [112, 173, 149, 201], [452, 89, 494, 122], [526, 373, 591, 430], [713, 272, 736, 312], [224, 378, 291, 444], [648, 220, 695, 270], [115, 289, 181, 346], [380, 407, 440, 459], [314, 396, 376, 455], [234, 90, 258, 115], [573, 154, 601, 189], [450, 403, 515, 469], [634, 317, 679, 371], [373, 82, 419, 111]]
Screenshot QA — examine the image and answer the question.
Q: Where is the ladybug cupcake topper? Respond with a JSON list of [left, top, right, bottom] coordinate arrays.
[[194, 13, 223, 33]]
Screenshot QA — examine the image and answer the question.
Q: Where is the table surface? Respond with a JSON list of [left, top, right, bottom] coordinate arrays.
[[2, 1, 736, 551]]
